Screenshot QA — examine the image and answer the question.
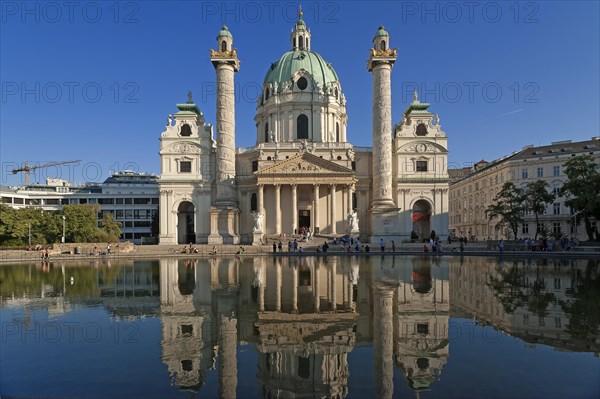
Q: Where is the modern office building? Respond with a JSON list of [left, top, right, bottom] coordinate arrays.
[[0, 170, 159, 243]]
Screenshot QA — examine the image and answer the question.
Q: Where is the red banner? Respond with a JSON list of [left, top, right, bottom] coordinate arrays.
[[412, 213, 431, 222]]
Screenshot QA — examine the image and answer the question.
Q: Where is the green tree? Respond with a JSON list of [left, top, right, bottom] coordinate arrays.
[[561, 155, 600, 241], [486, 182, 525, 240], [524, 180, 556, 240], [62, 204, 103, 242], [99, 212, 122, 241], [0, 204, 24, 246]]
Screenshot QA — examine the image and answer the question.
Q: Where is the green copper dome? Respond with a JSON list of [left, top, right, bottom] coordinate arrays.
[[264, 50, 339, 89], [374, 25, 388, 37], [217, 25, 232, 38]]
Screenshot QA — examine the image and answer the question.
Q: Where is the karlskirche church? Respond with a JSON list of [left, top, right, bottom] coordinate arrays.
[[158, 12, 449, 245]]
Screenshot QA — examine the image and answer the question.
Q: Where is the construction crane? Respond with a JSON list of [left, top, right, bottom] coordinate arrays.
[[11, 160, 82, 185]]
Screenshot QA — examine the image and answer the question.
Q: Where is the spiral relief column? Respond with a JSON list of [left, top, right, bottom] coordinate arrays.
[[209, 26, 241, 244], [368, 26, 400, 243]]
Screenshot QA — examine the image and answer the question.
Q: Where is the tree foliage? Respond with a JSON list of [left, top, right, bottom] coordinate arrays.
[[524, 180, 556, 240], [0, 204, 122, 246], [561, 155, 600, 241], [486, 182, 525, 239]]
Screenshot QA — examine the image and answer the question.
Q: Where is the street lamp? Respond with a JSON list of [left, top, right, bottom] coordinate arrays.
[[62, 216, 66, 243]]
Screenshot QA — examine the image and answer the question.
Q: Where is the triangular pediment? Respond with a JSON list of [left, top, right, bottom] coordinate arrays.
[[256, 151, 354, 176]]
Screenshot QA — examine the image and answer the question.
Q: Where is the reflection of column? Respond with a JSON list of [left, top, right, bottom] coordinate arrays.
[[275, 184, 281, 234], [291, 184, 298, 232], [276, 260, 282, 312], [314, 262, 320, 312], [330, 184, 337, 234], [331, 260, 337, 312], [313, 184, 320, 233], [292, 265, 298, 313], [258, 261, 265, 312], [373, 285, 394, 399], [218, 315, 238, 398]]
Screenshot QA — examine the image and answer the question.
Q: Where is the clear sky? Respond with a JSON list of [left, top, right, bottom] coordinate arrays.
[[1, 1, 598, 186]]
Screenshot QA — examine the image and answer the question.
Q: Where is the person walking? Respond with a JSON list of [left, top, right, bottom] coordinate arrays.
[[380, 238, 385, 252], [391, 240, 395, 252], [498, 239, 505, 253]]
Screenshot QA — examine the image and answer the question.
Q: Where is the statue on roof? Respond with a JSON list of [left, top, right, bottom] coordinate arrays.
[[187, 91, 193, 103]]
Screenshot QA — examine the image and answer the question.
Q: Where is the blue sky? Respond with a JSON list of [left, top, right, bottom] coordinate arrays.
[[1, 1, 598, 186]]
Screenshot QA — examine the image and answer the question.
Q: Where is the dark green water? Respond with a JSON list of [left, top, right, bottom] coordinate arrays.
[[1, 256, 599, 398]]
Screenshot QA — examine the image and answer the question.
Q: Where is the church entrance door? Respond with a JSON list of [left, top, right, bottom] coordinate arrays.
[[298, 209, 311, 231], [177, 201, 195, 244]]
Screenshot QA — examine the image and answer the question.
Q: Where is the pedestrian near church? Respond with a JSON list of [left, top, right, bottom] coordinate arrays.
[[380, 238, 385, 252]]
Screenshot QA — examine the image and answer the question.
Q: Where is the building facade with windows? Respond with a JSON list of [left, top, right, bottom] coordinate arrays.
[[0, 171, 159, 243], [158, 15, 449, 245], [448, 137, 600, 241]]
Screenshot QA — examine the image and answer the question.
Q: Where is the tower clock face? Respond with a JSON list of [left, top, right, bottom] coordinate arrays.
[[417, 143, 427, 153]]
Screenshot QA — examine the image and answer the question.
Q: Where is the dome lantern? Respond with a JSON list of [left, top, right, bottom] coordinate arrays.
[[290, 5, 311, 50]]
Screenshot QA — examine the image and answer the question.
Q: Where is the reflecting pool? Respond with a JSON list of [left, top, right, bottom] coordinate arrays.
[[1, 256, 599, 398]]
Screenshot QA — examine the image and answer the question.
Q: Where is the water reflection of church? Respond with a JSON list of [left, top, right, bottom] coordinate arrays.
[[159, 256, 450, 397]]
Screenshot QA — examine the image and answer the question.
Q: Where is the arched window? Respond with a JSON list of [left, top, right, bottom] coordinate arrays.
[[380, 41, 386, 51], [297, 114, 308, 139], [180, 123, 192, 137], [334, 87, 338, 99], [264, 122, 269, 142], [293, 37, 296, 48], [336, 122, 340, 142], [299, 36, 304, 48], [416, 123, 428, 136], [221, 41, 227, 52]]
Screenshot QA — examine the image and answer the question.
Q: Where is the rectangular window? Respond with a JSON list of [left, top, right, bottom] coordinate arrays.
[[537, 167, 544, 177], [553, 203, 560, 215], [1, 196, 12, 204], [522, 169, 528, 179], [124, 198, 132, 205], [179, 161, 192, 173], [116, 198, 124, 204], [522, 223, 529, 234], [553, 187, 560, 196], [60, 199, 68, 205], [553, 165, 560, 176], [116, 210, 124, 219], [98, 198, 114, 205], [554, 318, 562, 328], [45, 199, 59, 205], [134, 198, 152, 205], [553, 222, 561, 234], [416, 161, 428, 172], [554, 278, 561, 289], [252, 160, 258, 172], [152, 198, 159, 205]]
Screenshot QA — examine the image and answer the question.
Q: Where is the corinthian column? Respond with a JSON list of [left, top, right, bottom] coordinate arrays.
[[368, 27, 396, 210]]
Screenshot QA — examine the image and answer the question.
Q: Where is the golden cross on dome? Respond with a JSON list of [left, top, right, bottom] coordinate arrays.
[[298, 4, 303, 19]]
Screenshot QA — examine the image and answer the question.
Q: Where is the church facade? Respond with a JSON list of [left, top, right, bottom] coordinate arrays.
[[158, 14, 449, 245]]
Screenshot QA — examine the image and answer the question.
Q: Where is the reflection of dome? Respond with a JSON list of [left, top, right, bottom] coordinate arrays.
[[412, 271, 432, 294], [264, 50, 339, 91]]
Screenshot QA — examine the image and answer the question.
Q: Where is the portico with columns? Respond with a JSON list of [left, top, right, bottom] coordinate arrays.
[[252, 152, 356, 237]]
